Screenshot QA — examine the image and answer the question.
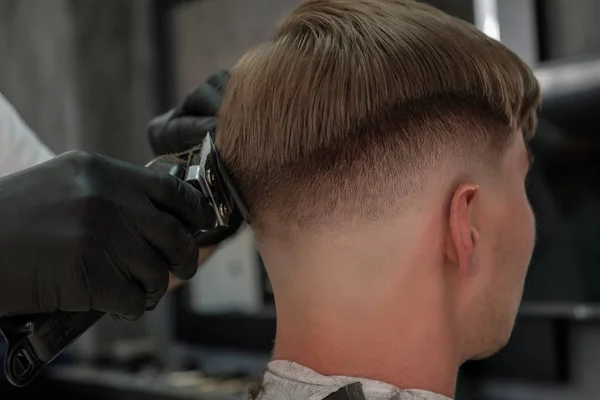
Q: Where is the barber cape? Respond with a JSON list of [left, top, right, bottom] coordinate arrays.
[[254, 361, 452, 400], [0, 92, 54, 177]]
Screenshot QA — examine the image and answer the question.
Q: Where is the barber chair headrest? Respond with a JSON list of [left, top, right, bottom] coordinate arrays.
[[535, 54, 600, 138]]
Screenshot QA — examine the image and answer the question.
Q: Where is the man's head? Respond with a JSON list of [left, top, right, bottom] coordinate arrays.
[[216, 0, 540, 387]]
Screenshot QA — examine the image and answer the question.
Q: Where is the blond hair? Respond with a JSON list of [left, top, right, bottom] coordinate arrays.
[[216, 0, 540, 230]]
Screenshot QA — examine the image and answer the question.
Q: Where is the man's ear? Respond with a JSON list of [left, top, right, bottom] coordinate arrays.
[[445, 183, 480, 274]]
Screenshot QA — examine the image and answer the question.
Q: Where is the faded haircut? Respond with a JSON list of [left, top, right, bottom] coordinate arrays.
[[216, 0, 541, 231]]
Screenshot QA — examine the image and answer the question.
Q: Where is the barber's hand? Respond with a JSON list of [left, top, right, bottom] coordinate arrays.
[[0, 150, 209, 319], [147, 69, 229, 155], [147, 69, 243, 247]]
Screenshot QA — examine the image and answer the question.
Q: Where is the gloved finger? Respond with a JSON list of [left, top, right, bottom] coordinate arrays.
[[147, 108, 175, 131], [168, 231, 200, 281], [149, 116, 217, 155], [147, 110, 174, 155], [120, 241, 170, 310], [141, 171, 214, 231], [177, 70, 229, 117], [206, 69, 230, 94], [167, 116, 217, 150], [139, 212, 201, 281], [179, 83, 223, 117], [96, 282, 146, 321]]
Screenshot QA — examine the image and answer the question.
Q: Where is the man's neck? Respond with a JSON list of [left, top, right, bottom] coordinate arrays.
[[260, 219, 459, 397], [271, 290, 460, 398]]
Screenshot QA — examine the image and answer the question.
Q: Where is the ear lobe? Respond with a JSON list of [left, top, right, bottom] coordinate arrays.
[[446, 183, 480, 274]]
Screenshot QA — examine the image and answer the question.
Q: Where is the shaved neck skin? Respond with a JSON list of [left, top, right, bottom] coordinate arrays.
[[256, 132, 529, 398], [259, 208, 461, 399]]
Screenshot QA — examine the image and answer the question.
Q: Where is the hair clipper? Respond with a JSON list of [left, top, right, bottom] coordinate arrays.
[[0, 134, 249, 387]]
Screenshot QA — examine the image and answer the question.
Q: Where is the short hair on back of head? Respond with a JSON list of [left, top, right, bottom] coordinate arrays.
[[216, 0, 541, 232]]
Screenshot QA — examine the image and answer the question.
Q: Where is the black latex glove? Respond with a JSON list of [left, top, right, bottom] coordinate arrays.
[[147, 69, 229, 155], [147, 69, 243, 247], [0, 150, 210, 319]]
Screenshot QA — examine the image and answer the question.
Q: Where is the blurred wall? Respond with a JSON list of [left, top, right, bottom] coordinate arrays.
[[0, 0, 80, 152], [425, 0, 474, 23], [172, 0, 300, 102], [540, 0, 600, 60], [0, 0, 155, 164], [69, 0, 156, 163]]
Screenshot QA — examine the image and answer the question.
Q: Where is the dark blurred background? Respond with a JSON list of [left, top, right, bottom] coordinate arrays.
[[2, 1, 600, 399]]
